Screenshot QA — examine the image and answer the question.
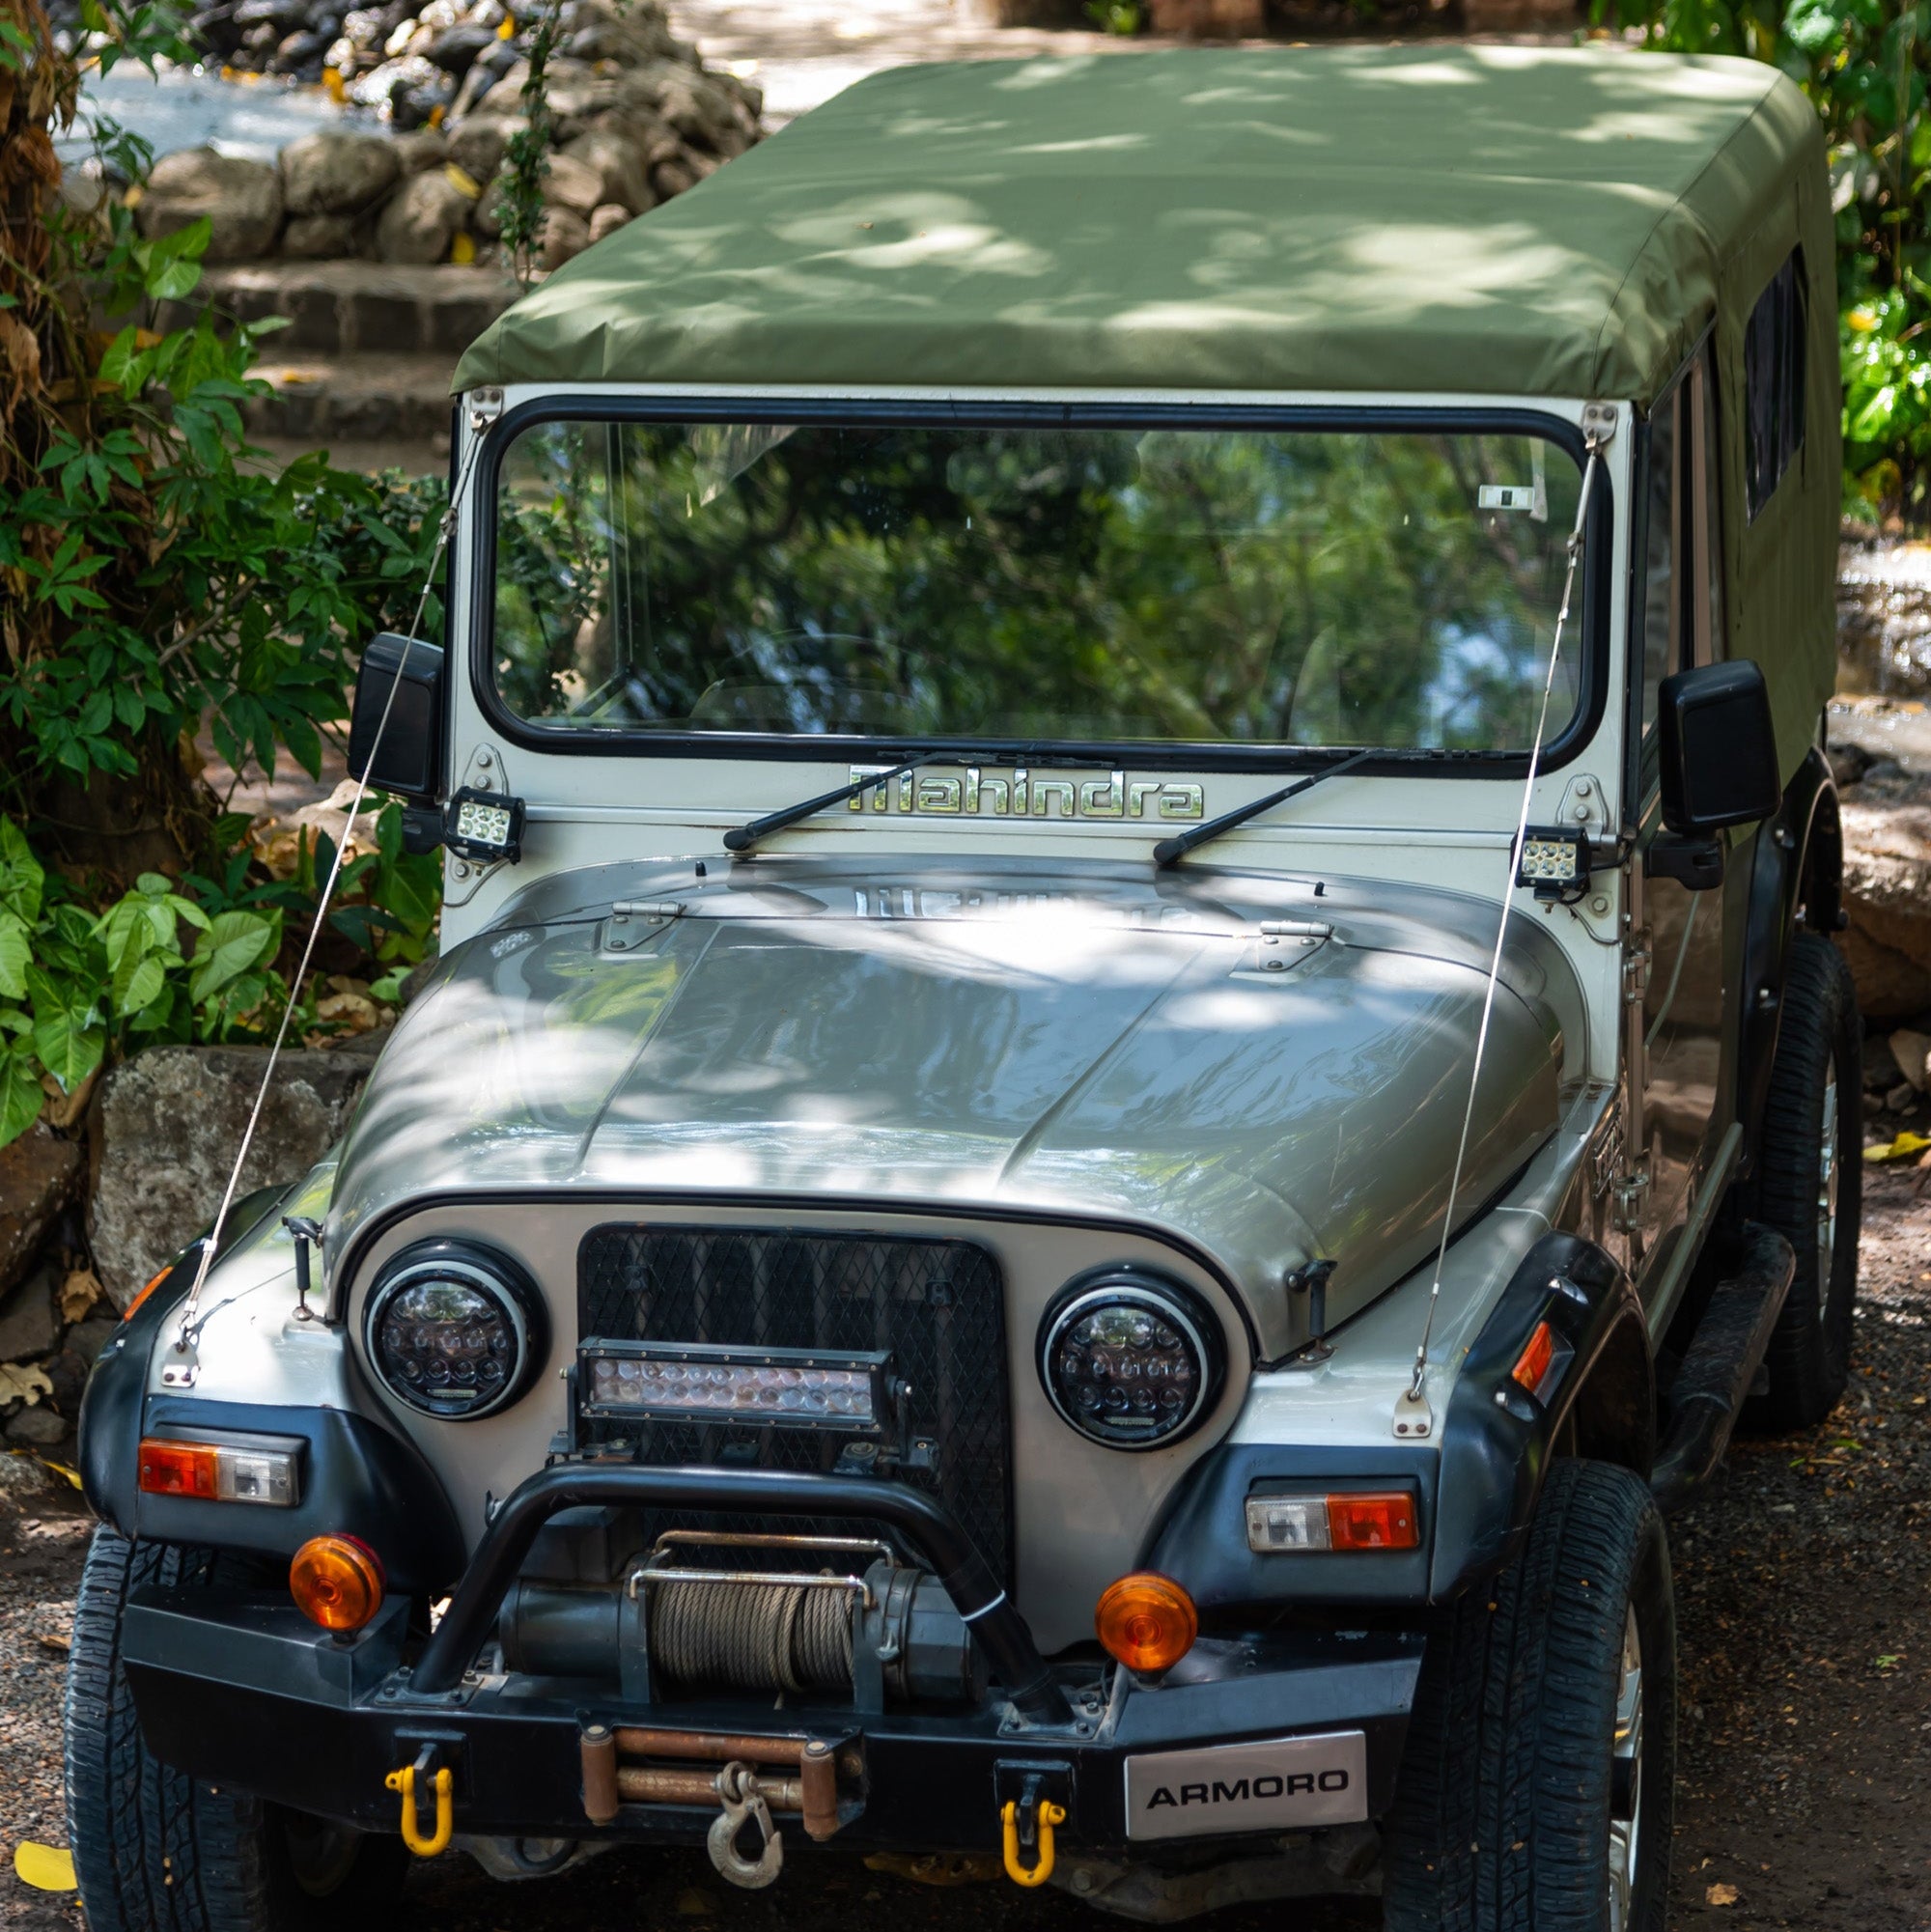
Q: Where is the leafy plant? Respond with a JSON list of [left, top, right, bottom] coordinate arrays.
[[1591, 0, 1931, 521]]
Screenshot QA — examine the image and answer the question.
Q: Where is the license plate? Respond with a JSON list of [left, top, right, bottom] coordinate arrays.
[[1123, 1730, 1368, 1841]]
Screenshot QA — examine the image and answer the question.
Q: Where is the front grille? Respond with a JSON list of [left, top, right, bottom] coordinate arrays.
[[577, 1226, 1012, 1582]]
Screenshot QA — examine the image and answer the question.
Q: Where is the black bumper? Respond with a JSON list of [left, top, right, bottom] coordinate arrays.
[[122, 1585, 1420, 1854]]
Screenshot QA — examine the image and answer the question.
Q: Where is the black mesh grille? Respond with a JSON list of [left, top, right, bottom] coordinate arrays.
[[577, 1226, 1012, 1582]]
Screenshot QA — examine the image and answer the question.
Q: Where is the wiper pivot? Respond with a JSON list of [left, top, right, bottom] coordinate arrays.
[[1153, 748, 1377, 868], [723, 752, 940, 854]]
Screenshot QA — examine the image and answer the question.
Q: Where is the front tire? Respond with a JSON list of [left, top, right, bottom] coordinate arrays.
[[1749, 932, 1861, 1432], [65, 1526, 408, 1932], [1384, 1459, 1675, 1932]]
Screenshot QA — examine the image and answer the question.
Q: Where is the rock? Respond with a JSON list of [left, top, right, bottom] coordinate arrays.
[[6, 1404, 70, 1446], [138, 148, 284, 262], [232, 0, 304, 29], [0, 1127, 82, 1302], [425, 19, 493, 73], [540, 205, 590, 270], [0, 1454, 52, 1499], [1840, 800, 1931, 1020], [1891, 1028, 1931, 1091], [66, 1319, 119, 1367], [375, 167, 469, 263], [542, 150, 604, 218], [281, 211, 363, 258], [559, 127, 651, 214], [1885, 1079, 1918, 1113], [0, 1268, 57, 1362], [270, 29, 331, 73], [280, 129, 400, 217], [650, 152, 699, 200], [88, 1046, 373, 1305], [348, 51, 449, 115], [447, 118, 509, 185], [394, 127, 450, 172], [587, 201, 630, 243], [341, 4, 385, 44]]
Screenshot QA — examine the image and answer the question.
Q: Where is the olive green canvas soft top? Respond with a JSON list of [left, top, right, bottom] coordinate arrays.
[[455, 45, 1815, 406], [456, 45, 1839, 783]]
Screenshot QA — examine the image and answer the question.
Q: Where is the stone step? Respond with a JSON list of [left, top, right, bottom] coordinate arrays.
[[157, 259, 519, 358], [244, 350, 460, 450]]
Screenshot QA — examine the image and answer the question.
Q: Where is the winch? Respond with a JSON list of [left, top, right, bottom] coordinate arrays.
[[497, 1530, 987, 1711]]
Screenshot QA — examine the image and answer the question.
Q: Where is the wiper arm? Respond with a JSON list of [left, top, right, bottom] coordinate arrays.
[[723, 752, 942, 854], [1153, 748, 1378, 868]]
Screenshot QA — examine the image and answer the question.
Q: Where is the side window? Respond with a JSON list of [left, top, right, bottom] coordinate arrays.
[[1744, 250, 1805, 518]]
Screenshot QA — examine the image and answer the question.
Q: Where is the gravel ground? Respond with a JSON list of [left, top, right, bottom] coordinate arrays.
[[3, 1169, 1926, 1932]]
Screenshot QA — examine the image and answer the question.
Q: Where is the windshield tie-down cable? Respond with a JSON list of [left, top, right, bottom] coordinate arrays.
[[163, 413, 491, 1384], [1396, 420, 1609, 1434], [1152, 748, 1379, 868]]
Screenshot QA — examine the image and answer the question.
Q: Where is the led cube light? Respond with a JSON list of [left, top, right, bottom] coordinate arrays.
[[1245, 1490, 1418, 1554], [578, 1341, 891, 1431], [137, 1434, 300, 1506], [1515, 826, 1590, 903], [443, 787, 525, 864]]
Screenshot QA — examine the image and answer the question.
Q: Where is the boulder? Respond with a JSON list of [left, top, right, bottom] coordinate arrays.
[[559, 127, 652, 214], [587, 202, 630, 243], [425, 19, 493, 73], [0, 1267, 57, 1362], [542, 150, 604, 218], [375, 166, 470, 263], [6, 1403, 69, 1445], [393, 126, 451, 173], [539, 204, 591, 270], [88, 1046, 374, 1305], [281, 211, 363, 258], [138, 148, 284, 262], [279, 129, 400, 217], [650, 151, 700, 200], [1839, 799, 1931, 1020], [447, 118, 510, 185], [0, 1126, 82, 1302]]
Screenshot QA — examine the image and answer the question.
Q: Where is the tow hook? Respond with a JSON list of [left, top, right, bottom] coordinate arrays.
[[385, 1746, 454, 1858], [708, 1761, 784, 1890], [999, 1776, 1066, 1890]]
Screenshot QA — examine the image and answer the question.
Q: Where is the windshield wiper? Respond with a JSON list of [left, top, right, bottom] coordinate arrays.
[[1153, 748, 1378, 868], [723, 745, 1133, 854]]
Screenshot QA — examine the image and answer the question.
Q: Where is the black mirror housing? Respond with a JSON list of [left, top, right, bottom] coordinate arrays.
[[347, 633, 444, 801], [1656, 659, 1779, 835]]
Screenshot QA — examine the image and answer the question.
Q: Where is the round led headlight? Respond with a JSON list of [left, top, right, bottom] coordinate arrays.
[[362, 1241, 546, 1421], [1037, 1268, 1224, 1450]]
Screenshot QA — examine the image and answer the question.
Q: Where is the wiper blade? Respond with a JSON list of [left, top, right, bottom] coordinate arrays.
[[723, 752, 942, 854], [1153, 748, 1378, 868], [722, 744, 1129, 854]]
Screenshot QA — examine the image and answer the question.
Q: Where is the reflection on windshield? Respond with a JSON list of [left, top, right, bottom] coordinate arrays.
[[491, 420, 1583, 753]]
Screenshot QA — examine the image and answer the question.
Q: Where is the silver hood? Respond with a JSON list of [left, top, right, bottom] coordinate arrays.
[[329, 856, 1580, 1358]]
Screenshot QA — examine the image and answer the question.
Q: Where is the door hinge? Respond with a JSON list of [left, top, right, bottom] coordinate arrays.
[[1610, 1167, 1652, 1234], [466, 385, 505, 434]]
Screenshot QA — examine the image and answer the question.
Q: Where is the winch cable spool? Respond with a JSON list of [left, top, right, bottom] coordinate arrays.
[[167, 422, 490, 1373], [1401, 418, 1609, 1421], [651, 1577, 856, 1694]]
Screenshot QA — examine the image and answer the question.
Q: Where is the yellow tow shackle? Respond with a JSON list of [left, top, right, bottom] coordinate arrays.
[[1000, 1797, 1066, 1888], [384, 1761, 454, 1857]]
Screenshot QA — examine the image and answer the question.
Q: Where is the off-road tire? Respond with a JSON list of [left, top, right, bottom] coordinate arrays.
[[66, 1526, 408, 1932], [1383, 1459, 1675, 1932], [1748, 932, 1861, 1433]]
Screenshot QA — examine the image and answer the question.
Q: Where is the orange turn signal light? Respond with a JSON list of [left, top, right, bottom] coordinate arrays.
[[1511, 1320, 1559, 1397], [122, 1263, 173, 1324], [138, 1438, 217, 1498], [290, 1533, 385, 1633], [1095, 1572, 1198, 1673]]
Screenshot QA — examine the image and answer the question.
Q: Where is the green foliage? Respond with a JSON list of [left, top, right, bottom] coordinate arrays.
[[496, 0, 562, 288], [1590, 0, 1931, 519]]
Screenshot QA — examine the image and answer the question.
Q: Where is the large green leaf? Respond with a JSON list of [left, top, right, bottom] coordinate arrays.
[[33, 1002, 104, 1096], [189, 910, 280, 1006], [0, 820, 44, 924], [0, 912, 29, 1002], [0, 1048, 42, 1149]]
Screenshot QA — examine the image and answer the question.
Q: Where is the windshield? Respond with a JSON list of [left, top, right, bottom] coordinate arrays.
[[489, 417, 1585, 755]]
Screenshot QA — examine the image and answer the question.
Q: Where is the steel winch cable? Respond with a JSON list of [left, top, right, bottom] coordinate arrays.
[[167, 425, 489, 1368], [651, 1578, 856, 1694], [1405, 426, 1608, 1405]]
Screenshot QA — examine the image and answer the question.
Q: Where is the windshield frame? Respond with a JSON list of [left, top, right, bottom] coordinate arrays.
[[469, 394, 1613, 777]]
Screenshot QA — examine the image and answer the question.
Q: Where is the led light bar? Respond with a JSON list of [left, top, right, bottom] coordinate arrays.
[[1245, 1490, 1418, 1554], [442, 786, 525, 864], [137, 1434, 300, 1507], [579, 1341, 891, 1431], [1515, 825, 1590, 903]]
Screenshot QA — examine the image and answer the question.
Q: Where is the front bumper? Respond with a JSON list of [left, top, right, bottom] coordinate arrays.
[[121, 1586, 1420, 1855]]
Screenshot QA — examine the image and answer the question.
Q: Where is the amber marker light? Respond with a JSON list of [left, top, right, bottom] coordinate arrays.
[[290, 1534, 385, 1633], [121, 1264, 174, 1323], [1095, 1572, 1199, 1673], [1511, 1319, 1563, 1399]]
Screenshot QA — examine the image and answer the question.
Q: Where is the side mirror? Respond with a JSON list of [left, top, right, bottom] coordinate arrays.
[[1657, 659, 1779, 835], [347, 633, 444, 801]]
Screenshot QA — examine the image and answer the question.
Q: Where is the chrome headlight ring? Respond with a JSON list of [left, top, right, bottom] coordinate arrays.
[[361, 1239, 547, 1421], [1036, 1265, 1225, 1451]]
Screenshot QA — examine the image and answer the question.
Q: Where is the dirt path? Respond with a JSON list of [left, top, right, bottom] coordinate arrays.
[[3, 1172, 1927, 1932]]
